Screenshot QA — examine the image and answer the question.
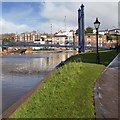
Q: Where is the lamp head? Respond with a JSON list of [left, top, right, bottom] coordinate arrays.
[[94, 18, 100, 29]]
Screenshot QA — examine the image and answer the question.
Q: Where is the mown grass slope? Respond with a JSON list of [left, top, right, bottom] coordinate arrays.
[[11, 50, 118, 118]]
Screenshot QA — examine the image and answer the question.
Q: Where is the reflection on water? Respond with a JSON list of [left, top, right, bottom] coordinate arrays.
[[2, 51, 75, 112]]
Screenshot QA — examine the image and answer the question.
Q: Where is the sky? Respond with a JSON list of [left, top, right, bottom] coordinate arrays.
[[0, 1, 119, 34]]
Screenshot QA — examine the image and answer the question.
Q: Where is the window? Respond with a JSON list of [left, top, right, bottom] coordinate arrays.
[[87, 38, 91, 41]]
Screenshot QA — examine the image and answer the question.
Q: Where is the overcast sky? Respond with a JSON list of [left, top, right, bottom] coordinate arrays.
[[0, 1, 118, 33]]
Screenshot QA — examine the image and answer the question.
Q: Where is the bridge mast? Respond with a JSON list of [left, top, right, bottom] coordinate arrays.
[[78, 4, 85, 53], [64, 16, 66, 32], [78, 8, 81, 53], [51, 24, 52, 43], [81, 4, 85, 52]]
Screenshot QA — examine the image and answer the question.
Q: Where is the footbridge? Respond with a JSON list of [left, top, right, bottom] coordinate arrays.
[[1, 42, 109, 50]]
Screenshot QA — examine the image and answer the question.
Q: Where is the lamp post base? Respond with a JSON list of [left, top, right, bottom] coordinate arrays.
[[78, 48, 81, 53], [96, 53, 100, 64]]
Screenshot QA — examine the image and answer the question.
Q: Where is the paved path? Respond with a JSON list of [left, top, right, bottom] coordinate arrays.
[[94, 53, 120, 119]]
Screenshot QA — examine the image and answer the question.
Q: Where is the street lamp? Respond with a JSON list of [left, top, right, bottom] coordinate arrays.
[[94, 18, 100, 64], [115, 30, 119, 53]]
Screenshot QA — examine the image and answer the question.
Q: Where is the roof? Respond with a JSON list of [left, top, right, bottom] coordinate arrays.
[[109, 28, 120, 31], [109, 29, 120, 35], [85, 33, 106, 36], [54, 35, 67, 37]]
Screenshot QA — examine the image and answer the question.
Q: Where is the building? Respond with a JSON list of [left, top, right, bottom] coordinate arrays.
[[93, 29, 108, 35], [74, 33, 107, 48], [108, 28, 120, 35], [54, 30, 74, 45], [108, 28, 120, 47], [75, 28, 120, 49], [85, 33, 107, 47], [15, 31, 41, 42], [32, 38, 46, 50], [54, 31, 67, 45]]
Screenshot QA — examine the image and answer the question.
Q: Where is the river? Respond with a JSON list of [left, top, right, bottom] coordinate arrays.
[[1, 51, 75, 113]]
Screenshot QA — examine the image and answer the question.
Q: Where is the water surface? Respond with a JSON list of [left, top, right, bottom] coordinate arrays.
[[1, 51, 75, 112]]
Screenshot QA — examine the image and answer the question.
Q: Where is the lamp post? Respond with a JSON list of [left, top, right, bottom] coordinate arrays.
[[24, 33, 25, 42], [72, 30, 75, 46], [94, 18, 100, 64], [115, 30, 119, 53]]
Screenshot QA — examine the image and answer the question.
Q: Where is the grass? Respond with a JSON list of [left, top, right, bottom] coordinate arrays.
[[66, 50, 118, 66], [10, 50, 118, 118]]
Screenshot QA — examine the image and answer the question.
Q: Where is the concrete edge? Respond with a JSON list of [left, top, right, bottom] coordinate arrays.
[[103, 53, 120, 72]]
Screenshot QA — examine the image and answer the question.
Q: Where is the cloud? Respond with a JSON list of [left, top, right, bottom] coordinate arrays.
[[2, 0, 119, 2], [41, 2, 118, 32], [0, 18, 31, 33], [39, 2, 79, 33], [38, 20, 77, 34], [85, 2, 118, 29], [1, 2, 118, 34], [39, 2, 118, 33]]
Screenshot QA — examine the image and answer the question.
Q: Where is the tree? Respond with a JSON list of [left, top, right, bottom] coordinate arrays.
[[85, 27, 93, 34], [106, 35, 112, 41], [2, 33, 15, 42], [75, 27, 93, 35]]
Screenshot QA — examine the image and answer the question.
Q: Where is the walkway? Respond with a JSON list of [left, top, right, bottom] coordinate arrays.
[[94, 53, 120, 119]]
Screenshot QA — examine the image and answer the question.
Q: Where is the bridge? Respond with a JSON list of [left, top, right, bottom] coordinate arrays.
[[1, 42, 79, 48], [1, 42, 109, 50]]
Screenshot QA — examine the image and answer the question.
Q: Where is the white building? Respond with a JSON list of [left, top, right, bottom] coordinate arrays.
[[109, 28, 120, 35], [54, 30, 74, 45], [93, 29, 108, 35], [32, 38, 46, 50]]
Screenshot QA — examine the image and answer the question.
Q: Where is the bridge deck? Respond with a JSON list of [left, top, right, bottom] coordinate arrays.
[[1, 42, 109, 49]]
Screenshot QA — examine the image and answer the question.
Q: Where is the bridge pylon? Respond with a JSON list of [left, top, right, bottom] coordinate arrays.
[[78, 4, 85, 53]]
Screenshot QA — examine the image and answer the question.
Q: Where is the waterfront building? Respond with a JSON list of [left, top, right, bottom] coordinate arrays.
[[85, 33, 107, 47], [15, 31, 41, 42], [32, 38, 46, 50], [75, 28, 119, 49], [54, 30, 75, 45], [2, 28, 119, 49], [93, 29, 109, 35]]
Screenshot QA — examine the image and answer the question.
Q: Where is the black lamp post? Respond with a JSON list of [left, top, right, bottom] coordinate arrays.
[[72, 30, 75, 46], [115, 30, 119, 53], [94, 18, 100, 64], [23, 33, 26, 42]]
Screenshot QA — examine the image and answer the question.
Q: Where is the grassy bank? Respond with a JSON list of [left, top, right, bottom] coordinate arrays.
[[10, 50, 118, 118], [66, 50, 118, 66]]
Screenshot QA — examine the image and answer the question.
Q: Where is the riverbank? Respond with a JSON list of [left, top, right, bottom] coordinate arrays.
[[1, 51, 116, 118], [6, 50, 118, 118], [2, 69, 56, 118], [1, 48, 76, 55], [2, 51, 76, 117], [8, 64, 104, 118]]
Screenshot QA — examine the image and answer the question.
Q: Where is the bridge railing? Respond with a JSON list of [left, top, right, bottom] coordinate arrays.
[[1, 42, 109, 50]]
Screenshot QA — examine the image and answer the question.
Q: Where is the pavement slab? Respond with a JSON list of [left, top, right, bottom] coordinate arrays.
[[94, 53, 120, 119]]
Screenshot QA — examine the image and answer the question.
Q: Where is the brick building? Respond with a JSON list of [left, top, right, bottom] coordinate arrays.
[[15, 31, 41, 42], [85, 33, 107, 47], [74, 29, 120, 48], [74, 33, 107, 47]]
